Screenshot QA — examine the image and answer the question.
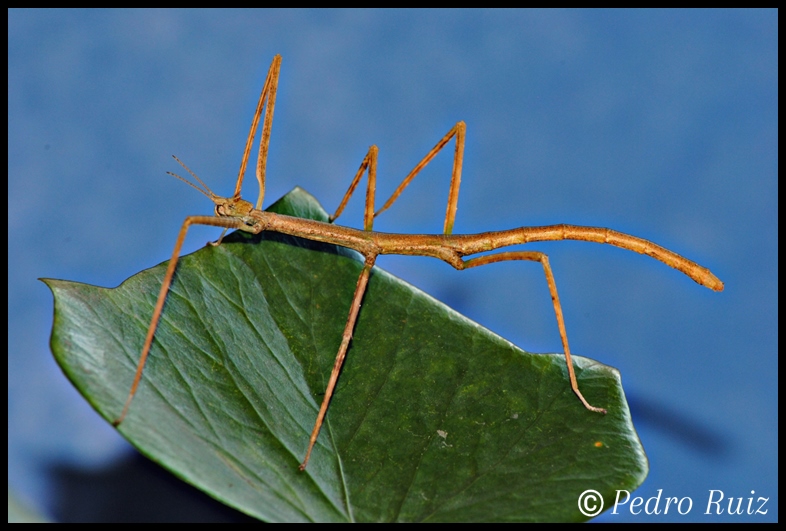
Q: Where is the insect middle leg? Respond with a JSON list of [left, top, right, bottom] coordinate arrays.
[[302, 123, 467, 469], [300, 253, 378, 471], [330, 121, 466, 234], [462, 251, 608, 414]]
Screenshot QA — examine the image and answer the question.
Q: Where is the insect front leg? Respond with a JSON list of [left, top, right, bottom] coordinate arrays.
[[233, 55, 282, 209], [113, 216, 249, 427]]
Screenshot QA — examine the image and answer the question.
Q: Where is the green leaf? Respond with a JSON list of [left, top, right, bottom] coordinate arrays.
[[44, 187, 647, 522]]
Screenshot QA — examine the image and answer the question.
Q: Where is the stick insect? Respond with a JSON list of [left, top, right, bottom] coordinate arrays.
[[112, 55, 724, 471]]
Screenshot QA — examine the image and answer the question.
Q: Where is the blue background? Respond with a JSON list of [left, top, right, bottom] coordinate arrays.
[[9, 9, 777, 522]]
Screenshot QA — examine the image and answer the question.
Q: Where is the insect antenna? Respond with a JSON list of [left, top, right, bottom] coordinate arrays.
[[166, 154, 220, 200]]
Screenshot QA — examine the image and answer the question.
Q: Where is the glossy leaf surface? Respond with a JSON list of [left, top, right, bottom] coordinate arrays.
[[45, 188, 647, 521]]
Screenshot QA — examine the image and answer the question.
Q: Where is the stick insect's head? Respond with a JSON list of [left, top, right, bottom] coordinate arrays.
[[166, 154, 253, 219]]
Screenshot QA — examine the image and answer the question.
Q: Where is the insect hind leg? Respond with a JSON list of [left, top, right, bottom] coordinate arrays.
[[462, 251, 607, 414]]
